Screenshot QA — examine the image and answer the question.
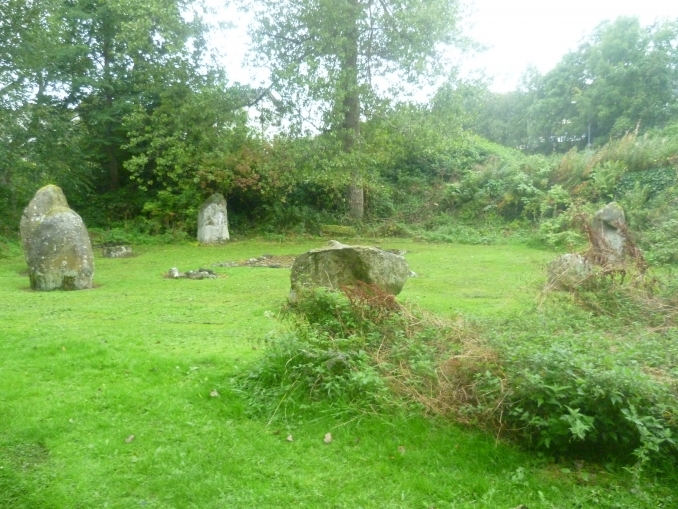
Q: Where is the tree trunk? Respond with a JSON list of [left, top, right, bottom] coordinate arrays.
[[102, 24, 120, 191], [342, 2, 363, 220]]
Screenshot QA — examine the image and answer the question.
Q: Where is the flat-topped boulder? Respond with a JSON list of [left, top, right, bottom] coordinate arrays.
[[290, 240, 409, 300], [197, 193, 229, 244], [20, 185, 94, 290]]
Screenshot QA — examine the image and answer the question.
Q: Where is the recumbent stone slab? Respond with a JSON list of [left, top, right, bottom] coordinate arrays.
[[290, 240, 409, 300]]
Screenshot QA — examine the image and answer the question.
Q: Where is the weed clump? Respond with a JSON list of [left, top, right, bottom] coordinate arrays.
[[236, 283, 490, 420]]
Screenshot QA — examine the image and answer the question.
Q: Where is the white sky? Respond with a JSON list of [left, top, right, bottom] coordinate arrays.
[[465, 0, 678, 91], [206, 0, 678, 94]]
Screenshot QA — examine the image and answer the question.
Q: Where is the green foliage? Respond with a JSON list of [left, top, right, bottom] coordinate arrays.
[[617, 168, 677, 199], [480, 299, 678, 471], [499, 342, 677, 465], [473, 17, 678, 153]]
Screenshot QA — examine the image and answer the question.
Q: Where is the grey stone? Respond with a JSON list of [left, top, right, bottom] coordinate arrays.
[[547, 253, 593, 288], [185, 269, 217, 280], [212, 261, 238, 268], [20, 185, 94, 291], [102, 245, 133, 258], [197, 193, 229, 244], [592, 202, 626, 260], [290, 240, 410, 300], [167, 267, 216, 279]]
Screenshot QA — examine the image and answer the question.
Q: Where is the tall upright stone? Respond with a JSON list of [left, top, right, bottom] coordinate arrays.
[[20, 185, 94, 290], [592, 202, 626, 261], [197, 193, 229, 244]]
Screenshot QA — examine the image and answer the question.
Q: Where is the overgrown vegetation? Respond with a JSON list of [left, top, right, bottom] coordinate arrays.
[[238, 278, 678, 474]]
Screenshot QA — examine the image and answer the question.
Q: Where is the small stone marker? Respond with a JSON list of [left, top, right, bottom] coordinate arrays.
[[197, 193, 229, 244], [20, 184, 94, 291]]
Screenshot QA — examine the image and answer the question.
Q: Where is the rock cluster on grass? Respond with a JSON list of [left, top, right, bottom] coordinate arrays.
[[547, 202, 636, 289], [20, 184, 94, 291], [102, 245, 133, 258], [212, 254, 297, 269], [197, 193, 229, 244], [289, 240, 410, 300], [166, 267, 217, 279]]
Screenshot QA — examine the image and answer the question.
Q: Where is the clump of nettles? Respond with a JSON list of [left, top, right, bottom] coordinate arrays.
[[236, 283, 678, 471]]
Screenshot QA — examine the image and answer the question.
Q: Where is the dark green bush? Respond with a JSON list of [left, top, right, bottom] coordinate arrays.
[[499, 343, 677, 465]]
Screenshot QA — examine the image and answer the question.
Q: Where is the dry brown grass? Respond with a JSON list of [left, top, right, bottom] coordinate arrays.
[[339, 282, 508, 430]]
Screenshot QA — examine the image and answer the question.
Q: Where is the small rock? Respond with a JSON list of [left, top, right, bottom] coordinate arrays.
[[324, 433, 333, 444], [185, 270, 217, 280], [286, 435, 294, 442], [547, 254, 593, 289], [125, 435, 135, 443], [102, 245, 133, 258], [212, 261, 238, 268], [210, 390, 220, 398], [408, 271, 418, 278]]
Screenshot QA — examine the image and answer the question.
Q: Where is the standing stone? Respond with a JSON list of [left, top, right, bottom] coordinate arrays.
[[197, 193, 229, 244], [20, 185, 94, 291], [290, 240, 410, 300], [592, 202, 626, 260]]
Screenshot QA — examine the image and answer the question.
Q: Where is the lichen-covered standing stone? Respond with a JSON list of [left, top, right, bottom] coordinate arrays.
[[20, 185, 94, 290], [290, 240, 409, 300], [197, 193, 229, 244], [592, 201, 626, 260]]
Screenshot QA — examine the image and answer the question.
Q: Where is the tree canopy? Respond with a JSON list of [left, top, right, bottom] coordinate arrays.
[[248, 0, 463, 218], [472, 17, 678, 153]]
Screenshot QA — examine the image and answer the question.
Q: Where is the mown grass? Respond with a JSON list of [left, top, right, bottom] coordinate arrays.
[[1, 238, 675, 508]]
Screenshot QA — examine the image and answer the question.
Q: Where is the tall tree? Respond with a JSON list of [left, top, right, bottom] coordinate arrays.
[[0, 0, 255, 234], [247, 0, 462, 219]]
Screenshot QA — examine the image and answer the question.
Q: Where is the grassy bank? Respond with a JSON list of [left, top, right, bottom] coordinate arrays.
[[1, 239, 675, 508]]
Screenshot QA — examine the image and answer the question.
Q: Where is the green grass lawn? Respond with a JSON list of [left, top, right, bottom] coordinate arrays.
[[1, 239, 675, 508]]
